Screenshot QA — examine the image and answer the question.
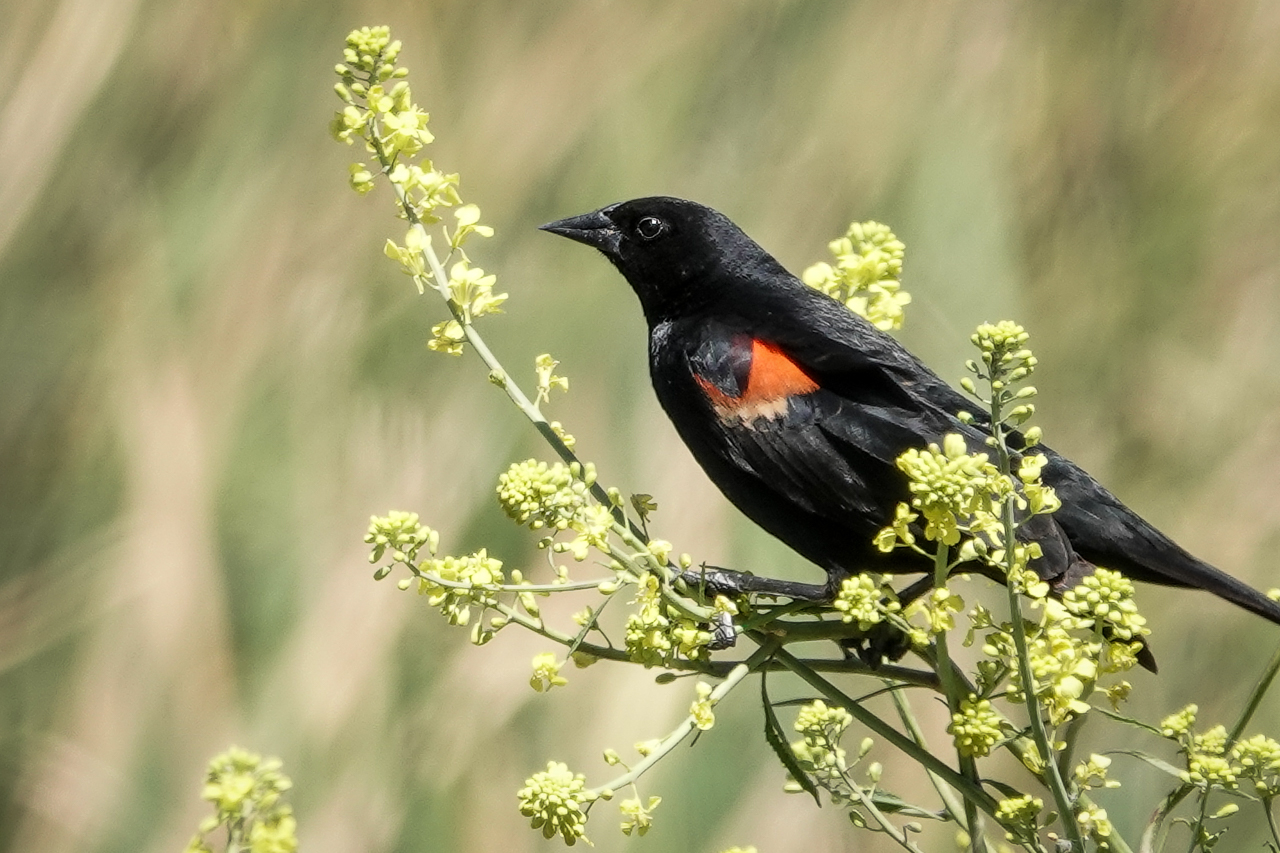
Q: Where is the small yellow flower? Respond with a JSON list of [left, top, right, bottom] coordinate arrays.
[[619, 795, 661, 836], [530, 652, 568, 692], [690, 681, 716, 730]]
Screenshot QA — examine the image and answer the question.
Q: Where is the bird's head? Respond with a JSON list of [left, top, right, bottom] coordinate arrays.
[[541, 196, 783, 324]]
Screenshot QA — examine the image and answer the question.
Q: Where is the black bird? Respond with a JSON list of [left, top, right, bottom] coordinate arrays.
[[540, 196, 1280, 631]]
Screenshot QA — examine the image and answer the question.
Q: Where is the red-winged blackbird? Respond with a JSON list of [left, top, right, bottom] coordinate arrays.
[[541, 196, 1280, 631]]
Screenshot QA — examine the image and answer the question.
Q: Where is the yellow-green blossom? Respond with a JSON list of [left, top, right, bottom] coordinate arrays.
[[498, 459, 592, 530], [789, 700, 853, 794], [1232, 734, 1280, 796], [1074, 754, 1120, 791], [365, 511, 437, 569], [624, 574, 712, 666], [948, 696, 1005, 757], [427, 319, 466, 355], [895, 434, 1007, 546], [1194, 725, 1229, 756], [1183, 753, 1238, 789], [246, 811, 298, 853], [690, 681, 717, 730], [449, 203, 495, 249], [535, 353, 570, 404], [1075, 804, 1113, 844], [634, 739, 662, 757], [531, 652, 568, 692], [1061, 568, 1148, 642], [906, 585, 964, 635], [446, 259, 506, 322], [517, 762, 594, 846], [875, 502, 917, 552], [971, 322, 1036, 382], [1022, 622, 1098, 726], [415, 549, 504, 627], [1160, 704, 1198, 740], [995, 793, 1043, 841], [801, 221, 910, 331], [189, 747, 296, 853], [619, 796, 661, 836], [1016, 452, 1061, 515], [832, 573, 899, 629]]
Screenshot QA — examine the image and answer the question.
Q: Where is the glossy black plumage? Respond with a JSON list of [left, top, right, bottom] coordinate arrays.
[[541, 196, 1280, 628]]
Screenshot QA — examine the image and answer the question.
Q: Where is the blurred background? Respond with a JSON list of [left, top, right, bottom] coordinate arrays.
[[5, 1, 1280, 850]]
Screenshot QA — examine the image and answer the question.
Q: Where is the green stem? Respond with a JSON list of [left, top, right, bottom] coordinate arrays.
[[365, 109, 654, 552], [846, 776, 929, 853], [769, 644, 1002, 821], [1141, 786, 1193, 853], [584, 638, 778, 797], [1264, 798, 1280, 852], [482, 595, 716, 676], [413, 571, 614, 594], [1183, 790, 1211, 853], [928, 545, 988, 852], [932, 543, 961, 708], [702, 657, 938, 687], [989, 390, 1083, 851], [1227, 638, 1280, 746], [888, 685, 971, 830]]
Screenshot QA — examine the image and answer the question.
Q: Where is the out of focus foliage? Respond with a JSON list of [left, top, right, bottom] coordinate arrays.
[[5, 3, 1280, 853]]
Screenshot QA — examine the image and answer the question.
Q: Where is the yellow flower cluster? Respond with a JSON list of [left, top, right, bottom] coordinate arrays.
[[948, 696, 1006, 757], [788, 700, 854, 795], [496, 459, 612, 561], [994, 793, 1043, 841], [498, 459, 591, 529], [971, 321, 1036, 382], [986, 615, 1100, 726], [365, 510, 438, 575], [690, 681, 717, 731], [415, 550, 503, 627], [619, 795, 662, 836], [890, 433, 1007, 547], [1075, 803, 1113, 845], [517, 761, 593, 846], [1073, 754, 1120, 792], [801, 221, 910, 331], [530, 652, 568, 692], [905, 585, 964, 636], [334, 26, 501, 357], [185, 747, 296, 853], [831, 573, 899, 630], [624, 574, 713, 666], [1061, 568, 1149, 642], [1160, 704, 1199, 738], [1233, 734, 1280, 796]]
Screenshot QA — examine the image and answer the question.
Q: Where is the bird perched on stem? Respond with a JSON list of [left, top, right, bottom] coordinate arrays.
[[541, 196, 1280, 638]]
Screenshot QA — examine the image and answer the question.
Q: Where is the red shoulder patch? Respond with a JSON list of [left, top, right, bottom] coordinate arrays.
[[695, 339, 818, 424], [744, 339, 819, 401]]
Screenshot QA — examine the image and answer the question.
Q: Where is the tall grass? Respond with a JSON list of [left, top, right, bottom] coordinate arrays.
[[3, 3, 1280, 851]]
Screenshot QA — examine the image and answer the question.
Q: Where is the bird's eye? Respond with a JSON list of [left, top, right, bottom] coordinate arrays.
[[635, 216, 667, 240]]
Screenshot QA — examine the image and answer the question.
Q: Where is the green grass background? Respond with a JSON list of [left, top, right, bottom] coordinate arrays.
[[4, 2, 1280, 851]]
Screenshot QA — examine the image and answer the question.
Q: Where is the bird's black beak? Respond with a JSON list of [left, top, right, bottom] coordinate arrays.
[[539, 208, 622, 255]]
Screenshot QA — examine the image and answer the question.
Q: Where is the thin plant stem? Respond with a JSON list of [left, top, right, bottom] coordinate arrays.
[[769, 644, 1002, 820], [585, 638, 778, 797], [987, 384, 1084, 852]]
